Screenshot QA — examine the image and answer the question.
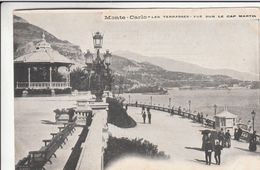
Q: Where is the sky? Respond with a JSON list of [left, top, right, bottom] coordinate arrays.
[[15, 9, 259, 75]]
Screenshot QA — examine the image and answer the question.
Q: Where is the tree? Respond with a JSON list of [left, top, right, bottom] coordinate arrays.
[[70, 67, 89, 91]]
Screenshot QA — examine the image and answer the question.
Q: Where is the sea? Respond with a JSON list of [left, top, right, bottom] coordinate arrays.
[[121, 88, 260, 132]]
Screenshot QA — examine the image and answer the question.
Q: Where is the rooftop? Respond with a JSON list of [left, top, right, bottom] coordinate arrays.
[[14, 32, 74, 65], [216, 110, 237, 118]]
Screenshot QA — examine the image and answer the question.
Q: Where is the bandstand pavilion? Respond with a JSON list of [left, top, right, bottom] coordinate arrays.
[[14, 33, 74, 95], [215, 108, 237, 134]]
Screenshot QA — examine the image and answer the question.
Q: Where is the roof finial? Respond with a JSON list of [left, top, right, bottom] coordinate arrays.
[[42, 32, 45, 40]]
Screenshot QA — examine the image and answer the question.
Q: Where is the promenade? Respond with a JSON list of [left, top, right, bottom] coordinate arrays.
[[14, 96, 260, 170], [108, 107, 260, 170]]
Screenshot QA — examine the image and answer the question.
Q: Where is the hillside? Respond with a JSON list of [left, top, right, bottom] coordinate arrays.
[[14, 15, 83, 62], [14, 15, 244, 90], [114, 51, 259, 81]]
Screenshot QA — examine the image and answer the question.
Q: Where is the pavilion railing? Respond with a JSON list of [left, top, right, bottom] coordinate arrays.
[[16, 82, 70, 89]]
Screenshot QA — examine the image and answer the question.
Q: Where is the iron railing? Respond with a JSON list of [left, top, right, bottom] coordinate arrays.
[[125, 103, 260, 145]]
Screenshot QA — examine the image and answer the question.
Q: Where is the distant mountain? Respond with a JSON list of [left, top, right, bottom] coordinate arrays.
[[14, 15, 246, 89], [147, 57, 259, 81], [114, 50, 149, 62], [114, 51, 259, 81]]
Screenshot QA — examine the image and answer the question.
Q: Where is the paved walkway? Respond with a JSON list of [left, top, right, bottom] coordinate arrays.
[[108, 107, 260, 170]]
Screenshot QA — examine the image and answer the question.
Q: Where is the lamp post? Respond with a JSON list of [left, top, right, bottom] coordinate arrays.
[[128, 95, 130, 104], [150, 96, 153, 105], [214, 104, 217, 116], [169, 98, 171, 108], [84, 32, 113, 102], [251, 110, 256, 132], [188, 100, 191, 113]]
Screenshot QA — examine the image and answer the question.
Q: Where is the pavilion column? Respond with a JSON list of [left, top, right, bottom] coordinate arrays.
[[28, 67, 31, 88], [49, 66, 52, 88], [68, 67, 71, 87]]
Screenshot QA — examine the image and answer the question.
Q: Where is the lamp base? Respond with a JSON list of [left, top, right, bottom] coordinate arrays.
[[92, 89, 104, 102]]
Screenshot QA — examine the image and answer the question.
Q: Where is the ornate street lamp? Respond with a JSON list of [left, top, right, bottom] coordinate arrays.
[[104, 50, 112, 66], [93, 31, 103, 49], [251, 110, 256, 131], [84, 50, 93, 65], [84, 32, 113, 102]]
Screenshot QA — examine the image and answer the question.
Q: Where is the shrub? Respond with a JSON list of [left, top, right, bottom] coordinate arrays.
[[104, 136, 170, 167], [106, 97, 136, 128]]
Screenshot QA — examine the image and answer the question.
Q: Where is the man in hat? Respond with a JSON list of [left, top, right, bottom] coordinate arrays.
[[142, 110, 146, 124], [147, 108, 152, 124], [225, 130, 231, 148], [205, 138, 213, 165], [218, 128, 225, 147]]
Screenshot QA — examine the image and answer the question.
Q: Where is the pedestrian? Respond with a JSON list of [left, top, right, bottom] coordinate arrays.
[[178, 106, 182, 115], [205, 138, 213, 165], [249, 131, 257, 152], [171, 106, 174, 116], [237, 126, 243, 141], [234, 128, 238, 140], [225, 130, 231, 148], [218, 128, 225, 147], [197, 112, 200, 123], [214, 140, 223, 165], [147, 108, 151, 124], [142, 111, 146, 124], [135, 101, 138, 107], [201, 113, 204, 125], [125, 104, 128, 111], [202, 133, 208, 150]]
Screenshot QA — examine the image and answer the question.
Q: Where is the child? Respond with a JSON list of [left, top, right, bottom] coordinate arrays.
[[214, 140, 223, 165]]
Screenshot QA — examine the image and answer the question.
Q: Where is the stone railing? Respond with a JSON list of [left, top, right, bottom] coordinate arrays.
[[16, 81, 70, 89]]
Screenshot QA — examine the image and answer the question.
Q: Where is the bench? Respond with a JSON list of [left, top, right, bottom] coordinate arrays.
[[16, 122, 76, 170]]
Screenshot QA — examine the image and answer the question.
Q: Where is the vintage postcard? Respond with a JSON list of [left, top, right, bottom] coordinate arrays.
[[1, 3, 260, 170]]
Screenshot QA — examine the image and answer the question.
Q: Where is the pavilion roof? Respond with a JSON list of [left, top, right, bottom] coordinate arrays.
[[14, 50, 74, 65], [14, 32, 74, 65], [215, 110, 237, 118]]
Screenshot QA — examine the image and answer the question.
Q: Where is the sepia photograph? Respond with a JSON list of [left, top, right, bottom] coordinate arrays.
[[1, 3, 260, 170]]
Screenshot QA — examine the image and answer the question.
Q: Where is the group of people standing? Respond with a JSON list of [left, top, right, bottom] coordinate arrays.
[[204, 137, 223, 165], [202, 128, 232, 165], [234, 126, 258, 152], [197, 112, 204, 124], [203, 127, 258, 166], [141, 107, 152, 124]]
